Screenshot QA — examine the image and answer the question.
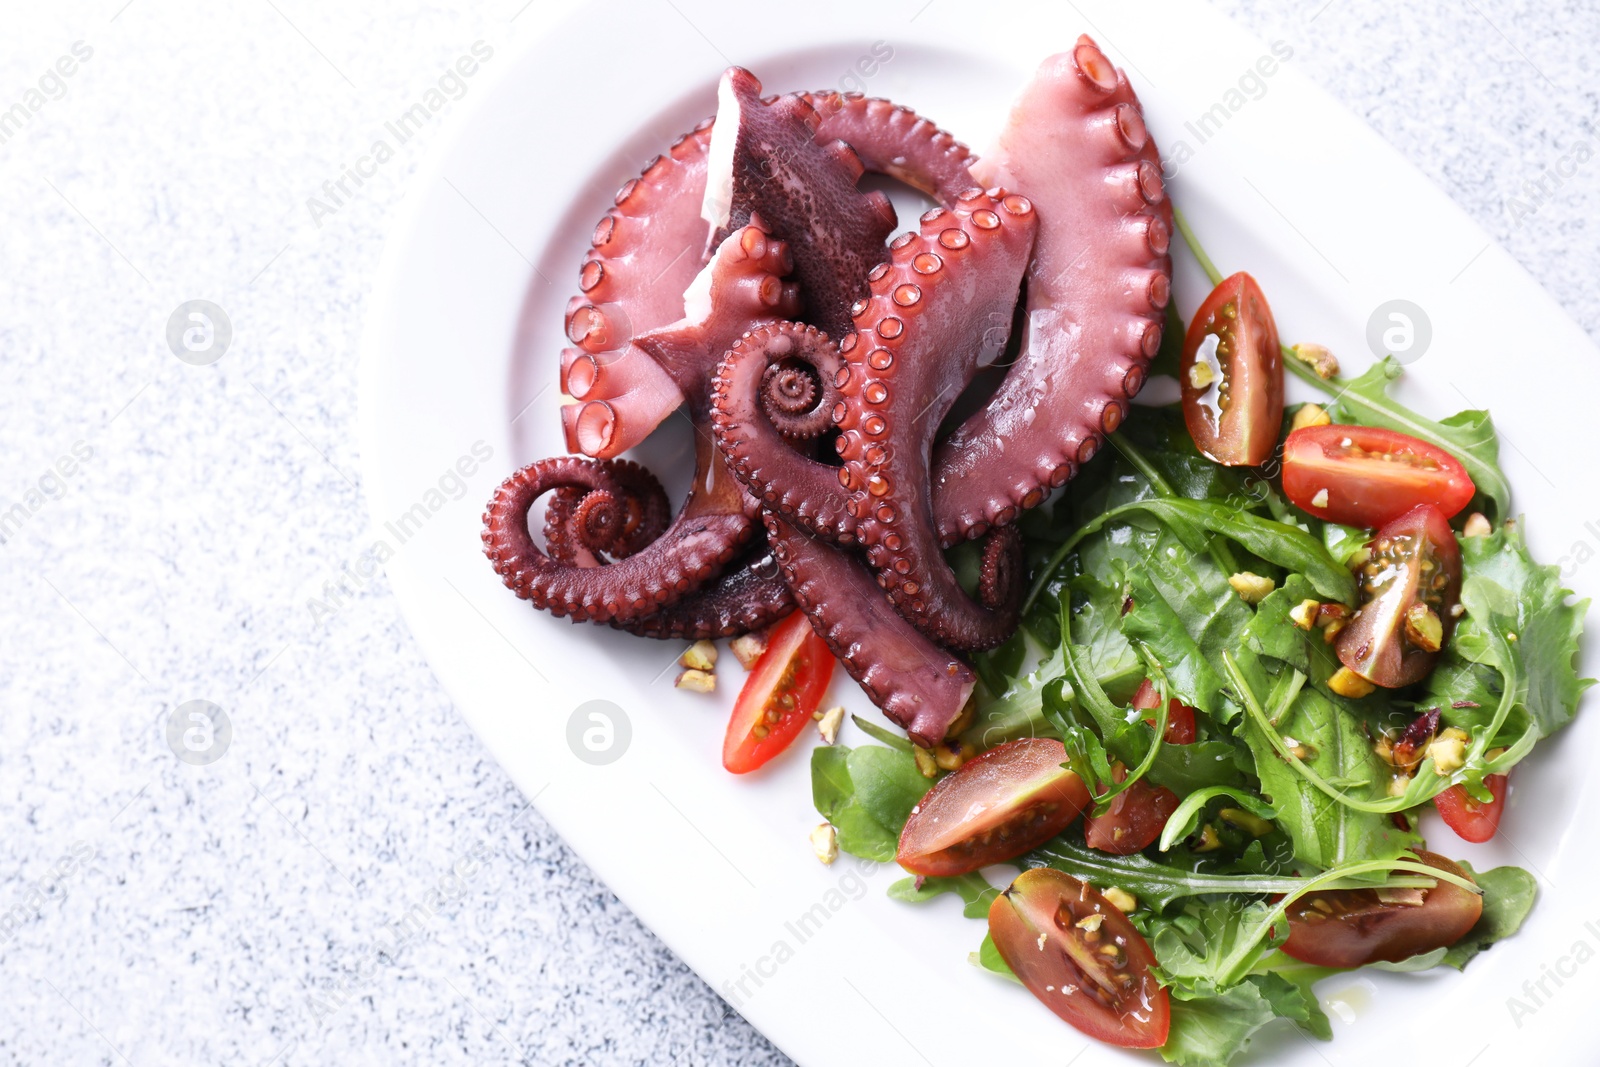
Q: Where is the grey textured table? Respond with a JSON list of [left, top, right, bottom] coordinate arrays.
[[0, 2, 1593, 1065]]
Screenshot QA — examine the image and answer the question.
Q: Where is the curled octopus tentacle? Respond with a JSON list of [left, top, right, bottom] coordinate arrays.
[[765, 514, 974, 747], [931, 36, 1174, 544], [610, 545, 793, 640], [542, 460, 671, 567], [561, 119, 717, 459], [711, 322, 858, 542], [482, 455, 754, 624]]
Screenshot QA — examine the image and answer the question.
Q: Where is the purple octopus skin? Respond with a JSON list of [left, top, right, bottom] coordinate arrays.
[[561, 90, 977, 463], [561, 120, 715, 461], [713, 187, 1038, 652], [484, 225, 801, 623], [610, 546, 794, 640], [930, 36, 1174, 544], [764, 513, 975, 747], [704, 67, 898, 339]]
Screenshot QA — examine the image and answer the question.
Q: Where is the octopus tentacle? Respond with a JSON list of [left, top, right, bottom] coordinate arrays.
[[610, 545, 793, 640], [703, 67, 898, 338], [930, 36, 1173, 543], [838, 189, 1038, 652], [543, 460, 671, 566], [800, 91, 978, 206], [566, 223, 802, 457], [711, 322, 857, 543], [483, 456, 752, 622], [764, 514, 974, 747], [560, 121, 716, 458]]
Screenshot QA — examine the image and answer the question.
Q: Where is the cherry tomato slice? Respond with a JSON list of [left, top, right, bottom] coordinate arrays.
[[1083, 767, 1180, 856], [896, 738, 1092, 876], [1282, 424, 1477, 528], [1180, 271, 1283, 466], [1335, 504, 1462, 688], [988, 867, 1170, 1048], [1132, 678, 1197, 744], [722, 611, 835, 774], [1435, 773, 1508, 844], [1281, 850, 1482, 968]]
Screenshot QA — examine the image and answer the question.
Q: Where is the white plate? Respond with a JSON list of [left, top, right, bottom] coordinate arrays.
[[359, 2, 1599, 1063]]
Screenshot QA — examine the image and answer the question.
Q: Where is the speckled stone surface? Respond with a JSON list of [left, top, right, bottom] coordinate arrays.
[[0, 2, 1592, 1065]]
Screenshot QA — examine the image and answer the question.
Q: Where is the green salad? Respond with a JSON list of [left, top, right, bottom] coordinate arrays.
[[809, 216, 1591, 1066]]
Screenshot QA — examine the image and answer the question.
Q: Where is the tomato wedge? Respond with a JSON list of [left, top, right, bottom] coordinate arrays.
[[1083, 766, 1179, 855], [1435, 773, 1508, 843], [1132, 678, 1196, 744], [988, 867, 1170, 1048], [1335, 504, 1462, 688], [1282, 424, 1476, 528], [722, 611, 835, 773], [1180, 271, 1283, 466], [1280, 850, 1482, 968], [896, 738, 1091, 876]]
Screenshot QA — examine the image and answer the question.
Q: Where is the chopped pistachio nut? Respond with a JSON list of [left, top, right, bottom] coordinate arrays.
[[816, 705, 845, 745], [1289, 599, 1322, 630], [1310, 488, 1330, 510], [729, 631, 768, 670], [1219, 808, 1275, 837], [1426, 727, 1470, 775], [1193, 824, 1224, 852], [678, 639, 718, 672], [1328, 667, 1375, 699], [810, 823, 838, 865], [675, 669, 716, 693], [1291, 342, 1340, 379], [913, 746, 940, 779], [1290, 402, 1332, 432], [1187, 360, 1216, 390], [1102, 886, 1138, 913], [1404, 603, 1444, 653], [1387, 771, 1413, 797], [1462, 512, 1492, 538], [1229, 571, 1277, 604], [934, 741, 976, 772], [1075, 912, 1106, 933]]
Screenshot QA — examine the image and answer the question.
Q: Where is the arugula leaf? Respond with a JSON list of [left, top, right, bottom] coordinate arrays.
[[1444, 864, 1538, 969], [887, 872, 998, 919], [1249, 970, 1330, 1041], [971, 931, 1020, 984], [1023, 837, 1436, 912], [1159, 787, 1278, 852], [1319, 356, 1512, 522], [1121, 562, 1235, 718], [810, 745, 930, 862], [1160, 983, 1282, 1067], [1434, 521, 1593, 737], [847, 745, 931, 835], [1232, 662, 1415, 867], [1038, 497, 1355, 609]]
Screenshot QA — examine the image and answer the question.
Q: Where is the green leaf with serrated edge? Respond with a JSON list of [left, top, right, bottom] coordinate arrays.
[[1159, 983, 1281, 1067], [1428, 520, 1593, 739]]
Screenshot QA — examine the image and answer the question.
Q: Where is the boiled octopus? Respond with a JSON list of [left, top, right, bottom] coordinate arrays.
[[482, 36, 1172, 746]]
